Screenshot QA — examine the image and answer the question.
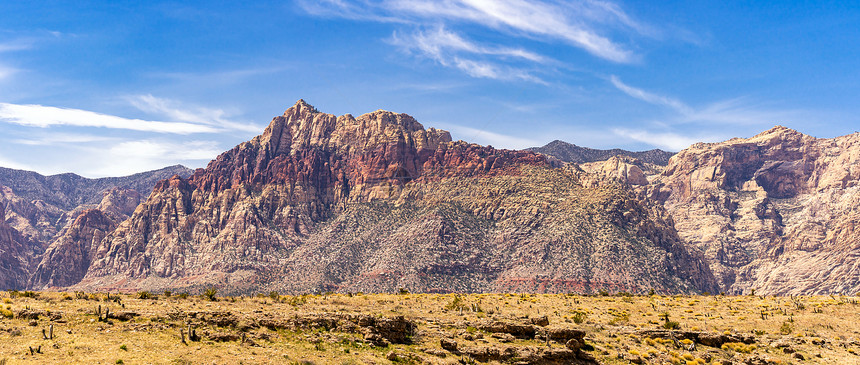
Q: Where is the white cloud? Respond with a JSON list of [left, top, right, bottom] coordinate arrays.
[[300, 0, 651, 64], [390, 27, 548, 83], [0, 103, 219, 134], [0, 65, 17, 80], [392, 26, 546, 63], [12, 132, 116, 146], [126, 94, 262, 133], [0, 39, 34, 53], [609, 75, 692, 114], [437, 122, 539, 149], [0, 153, 32, 171], [609, 75, 803, 127], [611, 128, 713, 151], [83, 140, 221, 177]]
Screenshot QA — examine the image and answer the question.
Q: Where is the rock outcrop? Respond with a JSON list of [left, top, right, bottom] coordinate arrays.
[[653, 126, 860, 294], [75, 100, 717, 294]]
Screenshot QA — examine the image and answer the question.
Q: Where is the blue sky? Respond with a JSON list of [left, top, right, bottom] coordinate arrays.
[[0, 1, 858, 177]]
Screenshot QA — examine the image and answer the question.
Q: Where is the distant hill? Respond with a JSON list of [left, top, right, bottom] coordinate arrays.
[[527, 140, 675, 166], [0, 165, 193, 211]]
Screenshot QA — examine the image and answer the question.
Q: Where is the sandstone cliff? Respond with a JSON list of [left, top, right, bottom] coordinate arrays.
[[653, 126, 860, 294], [75, 100, 717, 295]]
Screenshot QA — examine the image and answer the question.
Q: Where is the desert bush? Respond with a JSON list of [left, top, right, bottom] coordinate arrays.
[[287, 295, 307, 306], [780, 321, 793, 335], [202, 287, 218, 301], [721, 342, 756, 353], [137, 291, 155, 300]]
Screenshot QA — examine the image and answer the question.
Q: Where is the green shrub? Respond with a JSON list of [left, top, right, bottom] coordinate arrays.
[[203, 287, 218, 301], [572, 311, 587, 324]]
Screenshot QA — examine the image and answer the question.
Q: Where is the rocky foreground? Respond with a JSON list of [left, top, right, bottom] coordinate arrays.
[[0, 291, 857, 364]]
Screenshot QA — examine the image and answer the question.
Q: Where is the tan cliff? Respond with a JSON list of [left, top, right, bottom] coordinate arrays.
[[652, 126, 860, 294]]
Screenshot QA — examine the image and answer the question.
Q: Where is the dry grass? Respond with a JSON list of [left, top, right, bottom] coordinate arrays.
[[0, 291, 857, 364]]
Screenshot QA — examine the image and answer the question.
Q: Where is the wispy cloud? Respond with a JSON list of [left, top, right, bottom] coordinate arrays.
[[436, 122, 539, 149], [126, 94, 262, 133], [609, 75, 692, 114], [389, 26, 548, 83], [608, 75, 807, 150], [0, 103, 218, 134], [299, 0, 656, 84], [611, 128, 716, 151], [0, 65, 18, 80], [12, 132, 117, 146], [85, 139, 220, 176], [609, 75, 801, 126], [0, 39, 34, 53]]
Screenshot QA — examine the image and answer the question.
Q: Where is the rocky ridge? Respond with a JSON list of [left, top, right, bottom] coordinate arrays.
[[651, 126, 860, 294], [528, 140, 674, 166], [72, 100, 717, 295]]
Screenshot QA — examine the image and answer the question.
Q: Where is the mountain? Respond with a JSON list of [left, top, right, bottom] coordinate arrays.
[[0, 202, 40, 289], [652, 126, 860, 295], [0, 165, 193, 290], [528, 140, 675, 166], [0, 165, 192, 211], [69, 100, 718, 295]]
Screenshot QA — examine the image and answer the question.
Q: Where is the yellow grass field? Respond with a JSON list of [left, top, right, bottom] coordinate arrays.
[[0, 290, 857, 364]]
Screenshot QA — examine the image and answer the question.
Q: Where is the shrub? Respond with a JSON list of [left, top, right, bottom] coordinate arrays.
[[203, 287, 218, 301], [572, 311, 587, 324], [721, 342, 756, 353], [136, 291, 154, 300], [0, 308, 13, 318], [287, 295, 307, 306], [780, 321, 793, 335], [268, 291, 280, 302], [119, 344, 127, 351]]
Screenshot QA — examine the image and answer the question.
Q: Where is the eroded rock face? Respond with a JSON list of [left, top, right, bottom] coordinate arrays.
[[0, 203, 39, 290], [653, 126, 860, 294], [76, 100, 717, 294]]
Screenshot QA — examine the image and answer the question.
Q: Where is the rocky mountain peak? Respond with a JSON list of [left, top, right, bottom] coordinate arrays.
[[256, 100, 452, 157]]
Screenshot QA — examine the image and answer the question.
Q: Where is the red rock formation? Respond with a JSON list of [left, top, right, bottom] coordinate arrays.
[[77, 100, 717, 295]]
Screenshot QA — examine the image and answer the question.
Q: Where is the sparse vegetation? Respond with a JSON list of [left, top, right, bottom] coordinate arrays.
[[0, 291, 857, 363], [202, 287, 218, 301]]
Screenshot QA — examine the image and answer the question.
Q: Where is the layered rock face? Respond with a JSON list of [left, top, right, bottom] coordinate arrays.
[[29, 188, 140, 288], [0, 166, 188, 290], [0, 203, 38, 289], [76, 100, 717, 294], [653, 126, 860, 294]]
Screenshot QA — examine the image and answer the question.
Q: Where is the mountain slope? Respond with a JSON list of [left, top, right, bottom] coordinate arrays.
[[528, 140, 675, 166], [75, 100, 718, 294]]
